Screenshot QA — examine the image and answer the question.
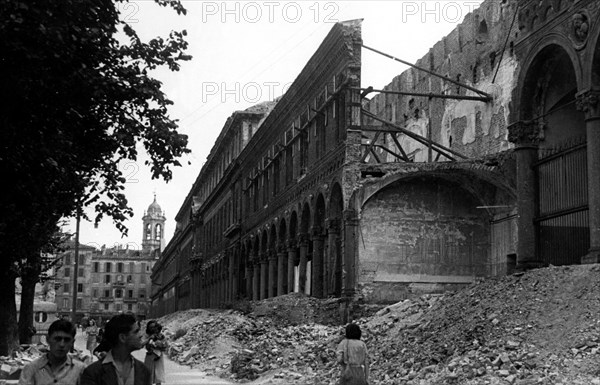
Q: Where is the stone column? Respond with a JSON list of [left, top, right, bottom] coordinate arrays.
[[260, 255, 268, 300], [231, 248, 239, 301], [342, 209, 358, 298], [298, 234, 309, 294], [245, 263, 252, 300], [508, 120, 544, 270], [252, 261, 260, 301], [577, 88, 600, 263], [277, 246, 286, 296], [286, 241, 297, 293], [327, 218, 341, 296], [311, 226, 324, 298], [268, 251, 277, 298]]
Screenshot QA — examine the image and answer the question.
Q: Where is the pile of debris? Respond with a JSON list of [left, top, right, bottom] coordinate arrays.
[[158, 264, 600, 384]]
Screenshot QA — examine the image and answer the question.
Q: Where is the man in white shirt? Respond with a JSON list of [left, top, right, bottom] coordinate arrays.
[[19, 319, 86, 385]]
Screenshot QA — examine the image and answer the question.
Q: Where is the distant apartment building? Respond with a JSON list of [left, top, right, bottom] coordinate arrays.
[[55, 196, 165, 323]]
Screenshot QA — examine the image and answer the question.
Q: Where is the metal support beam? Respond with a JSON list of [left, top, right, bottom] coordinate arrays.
[[362, 44, 492, 99], [361, 112, 467, 161], [354, 87, 491, 102]]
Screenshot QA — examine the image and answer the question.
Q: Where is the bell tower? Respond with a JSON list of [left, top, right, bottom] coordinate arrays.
[[142, 194, 166, 253]]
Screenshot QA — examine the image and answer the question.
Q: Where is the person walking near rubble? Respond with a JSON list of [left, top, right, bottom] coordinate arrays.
[[85, 319, 99, 357], [336, 323, 369, 385], [141, 320, 167, 385], [19, 319, 86, 385], [80, 314, 151, 385]]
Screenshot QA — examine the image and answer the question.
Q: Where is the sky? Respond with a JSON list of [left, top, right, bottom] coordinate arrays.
[[66, 0, 485, 250]]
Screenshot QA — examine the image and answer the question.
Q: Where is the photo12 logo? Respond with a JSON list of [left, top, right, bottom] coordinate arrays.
[[201, 1, 340, 23], [202, 81, 293, 103], [401, 1, 485, 23]]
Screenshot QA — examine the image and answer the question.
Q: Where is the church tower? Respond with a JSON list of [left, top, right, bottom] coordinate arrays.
[[142, 194, 166, 253]]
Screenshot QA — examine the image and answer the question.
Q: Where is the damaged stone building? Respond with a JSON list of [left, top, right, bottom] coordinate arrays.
[[150, 0, 600, 318]]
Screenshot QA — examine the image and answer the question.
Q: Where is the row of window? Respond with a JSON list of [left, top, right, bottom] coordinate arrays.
[[61, 286, 147, 299], [62, 258, 150, 274], [60, 298, 134, 312]]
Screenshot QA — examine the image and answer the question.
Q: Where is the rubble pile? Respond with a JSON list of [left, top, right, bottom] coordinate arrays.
[[165, 310, 250, 376], [157, 264, 600, 384]]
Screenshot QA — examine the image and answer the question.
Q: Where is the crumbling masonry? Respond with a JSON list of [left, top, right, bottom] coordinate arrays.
[[150, 0, 600, 320]]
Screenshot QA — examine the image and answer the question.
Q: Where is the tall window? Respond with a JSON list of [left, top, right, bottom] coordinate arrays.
[[78, 268, 84, 277], [155, 224, 162, 241], [63, 283, 70, 293], [127, 304, 133, 311], [93, 262, 99, 273], [104, 289, 110, 297], [104, 303, 109, 310], [64, 267, 70, 277], [64, 255, 71, 265], [146, 223, 152, 240], [127, 275, 133, 283], [115, 289, 122, 298], [77, 283, 83, 293], [76, 298, 82, 309], [93, 289, 98, 298], [78, 255, 85, 265], [128, 290, 134, 298], [63, 299, 69, 308], [117, 263, 123, 273], [105, 275, 111, 283], [105, 262, 111, 272]]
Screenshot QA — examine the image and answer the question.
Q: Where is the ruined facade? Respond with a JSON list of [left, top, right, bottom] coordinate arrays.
[[150, 0, 600, 318]]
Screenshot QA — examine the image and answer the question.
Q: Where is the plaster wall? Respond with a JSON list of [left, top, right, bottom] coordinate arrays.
[[358, 177, 490, 303]]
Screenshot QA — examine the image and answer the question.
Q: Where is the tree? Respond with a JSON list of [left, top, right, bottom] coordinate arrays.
[[0, 0, 191, 355], [18, 229, 66, 345]]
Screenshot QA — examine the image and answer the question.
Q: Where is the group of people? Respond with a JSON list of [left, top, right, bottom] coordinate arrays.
[[18, 314, 168, 385], [19, 314, 371, 385]]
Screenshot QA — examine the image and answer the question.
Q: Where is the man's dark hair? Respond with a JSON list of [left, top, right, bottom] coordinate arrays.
[[48, 319, 76, 338], [104, 314, 138, 348], [345, 323, 362, 340]]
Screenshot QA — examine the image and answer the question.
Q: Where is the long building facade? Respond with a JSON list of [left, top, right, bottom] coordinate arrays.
[[151, 0, 600, 319]]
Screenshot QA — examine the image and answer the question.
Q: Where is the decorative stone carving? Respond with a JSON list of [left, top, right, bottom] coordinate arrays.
[[576, 88, 600, 120], [570, 11, 590, 50], [507, 120, 543, 146]]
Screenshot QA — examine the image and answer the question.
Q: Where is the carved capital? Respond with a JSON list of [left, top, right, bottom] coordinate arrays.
[[576, 88, 600, 120], [507, 120, 542, 146], [286, 239, 296, 250], [343, 209, 359, 225], [298, 232, 310, 246], [311, 225, 323, 237], [326, 218, 341, 233]]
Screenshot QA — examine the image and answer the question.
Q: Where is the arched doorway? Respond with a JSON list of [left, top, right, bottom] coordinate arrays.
[[520, 44, 588, 265]]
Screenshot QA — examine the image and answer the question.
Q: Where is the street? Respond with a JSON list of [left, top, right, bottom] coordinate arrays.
[[74, 329, 234, 385]]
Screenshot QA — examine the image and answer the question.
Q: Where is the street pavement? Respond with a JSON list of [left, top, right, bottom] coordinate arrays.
[[74, 328, 233, 385]]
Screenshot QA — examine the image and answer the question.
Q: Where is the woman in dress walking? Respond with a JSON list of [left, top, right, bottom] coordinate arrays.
[[85, 318, 99, 357], [336, 323, 370, 385]]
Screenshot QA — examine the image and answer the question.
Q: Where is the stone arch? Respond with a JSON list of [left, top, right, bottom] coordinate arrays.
[[358, 174, 497, 302], [314, 194, 326, 233], [289, 211, 298, 242], [278, 218, 287, 246], [590, 18, 600, 87], [519, 42, 585, 147], [300, 202, 311, 236]]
